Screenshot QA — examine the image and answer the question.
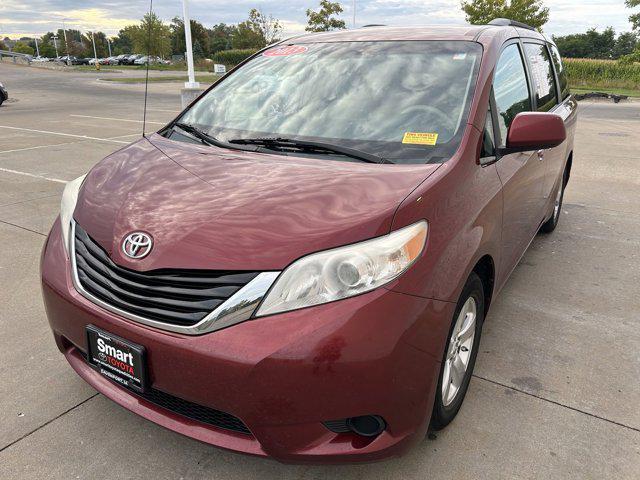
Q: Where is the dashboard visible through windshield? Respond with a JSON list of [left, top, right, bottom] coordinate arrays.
[[176, 40, 482, 164]]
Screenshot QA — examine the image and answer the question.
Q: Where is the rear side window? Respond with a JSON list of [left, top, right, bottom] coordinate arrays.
[[549, 44, 570, 100], [493, 44, 530, 145], [523, 43, 558, 112]]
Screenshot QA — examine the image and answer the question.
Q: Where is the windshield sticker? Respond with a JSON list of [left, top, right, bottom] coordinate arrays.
[[263, 45, 309, 57], [402, 132, 438, 146]]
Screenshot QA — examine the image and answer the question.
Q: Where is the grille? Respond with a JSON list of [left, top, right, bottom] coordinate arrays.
[[77, 350, 251, 435], [139, 387, 251, 434], [73, 224, 260, 327]]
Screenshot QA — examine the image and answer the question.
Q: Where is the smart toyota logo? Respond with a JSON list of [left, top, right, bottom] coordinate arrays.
[[122, 232, 153, 259]]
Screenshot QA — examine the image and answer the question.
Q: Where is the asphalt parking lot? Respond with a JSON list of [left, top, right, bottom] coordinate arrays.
[[0, 62, 638, 479]]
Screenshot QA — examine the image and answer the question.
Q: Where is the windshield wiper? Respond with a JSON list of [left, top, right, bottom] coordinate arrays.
[[171, 122, 260, 153], [228, 137, 389, 164]]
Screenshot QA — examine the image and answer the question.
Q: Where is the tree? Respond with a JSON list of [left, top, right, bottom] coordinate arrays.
[[170, 17, 210, 57], [306, 1, 347, 32], [461, 0, 549, 30], [553, 28, 632, 59], [208, 23, 236, 54], [612, 31, 638, 58], [232, 8, 282, 48], [627, 0, 640, 31], [13, 41, 34, 55], [129, 13, 172, 58]]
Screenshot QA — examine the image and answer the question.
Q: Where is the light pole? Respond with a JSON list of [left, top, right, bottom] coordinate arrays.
[[182, 0, 199, 89], [52, 35, 59, 57], [107, 38, 112, 57], [90, 31, 99, 70], [34, 37, 40, 57], [62, 19, 71, 65], [352, 0, 356, 29]]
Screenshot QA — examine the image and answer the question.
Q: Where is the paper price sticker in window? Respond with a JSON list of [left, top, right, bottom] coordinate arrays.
[[402, 132, 439, 145]]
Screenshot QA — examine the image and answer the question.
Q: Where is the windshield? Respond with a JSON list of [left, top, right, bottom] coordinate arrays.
[[177, 41, 482, 164]]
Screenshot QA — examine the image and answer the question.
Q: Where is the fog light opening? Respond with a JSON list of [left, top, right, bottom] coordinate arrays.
[[346, 415, 386, 437]]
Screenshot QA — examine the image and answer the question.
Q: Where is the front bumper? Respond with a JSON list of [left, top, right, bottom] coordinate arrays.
[[41, 218, 454, 463]]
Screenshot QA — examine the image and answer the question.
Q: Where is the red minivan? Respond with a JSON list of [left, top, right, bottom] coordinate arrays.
[[41, 19, 576, 463]]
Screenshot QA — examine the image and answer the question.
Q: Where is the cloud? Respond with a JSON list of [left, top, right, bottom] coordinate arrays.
[[0, 0, 635, 39]]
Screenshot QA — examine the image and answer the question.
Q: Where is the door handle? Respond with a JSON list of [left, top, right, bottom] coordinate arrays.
[[537, 150, 545, 161]]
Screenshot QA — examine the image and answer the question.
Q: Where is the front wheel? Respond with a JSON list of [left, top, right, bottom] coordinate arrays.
[[431, 273, 484, 430], [540, 176, 565, 233]]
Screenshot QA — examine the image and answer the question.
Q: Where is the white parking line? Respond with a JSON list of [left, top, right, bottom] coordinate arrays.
[[0, 167, 67, 184], [0, 133, 142, 156], [70, 114, 165, 125], [146, 108, 181, 113], [0, 125, 130, 144]]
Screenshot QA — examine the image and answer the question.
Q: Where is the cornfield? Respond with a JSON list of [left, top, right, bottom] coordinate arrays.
[[563, 58, 640, 90]]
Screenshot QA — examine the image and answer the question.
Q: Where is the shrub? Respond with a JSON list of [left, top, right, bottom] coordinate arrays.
[[211, 49, 258, 67]]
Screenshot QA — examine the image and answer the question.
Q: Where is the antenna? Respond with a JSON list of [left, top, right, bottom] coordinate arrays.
[[142, 0, 154, 137]]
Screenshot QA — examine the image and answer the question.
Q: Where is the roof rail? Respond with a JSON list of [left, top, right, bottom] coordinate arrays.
[[362, 24, 386, 28], [488, 18, 536, 31]]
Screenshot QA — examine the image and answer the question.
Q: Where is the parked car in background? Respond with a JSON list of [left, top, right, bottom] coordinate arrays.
[[0, 82, 7, 106], [123, 54, 142, 65], [32, 56, 50, 63], [133, 55, 149, 65], [42, 19, 576, 463], [114, 54, 129, 64], [57, 55, 82, 65]]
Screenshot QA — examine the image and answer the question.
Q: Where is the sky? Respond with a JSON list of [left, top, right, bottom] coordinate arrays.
[[0, 0, 636, 40]]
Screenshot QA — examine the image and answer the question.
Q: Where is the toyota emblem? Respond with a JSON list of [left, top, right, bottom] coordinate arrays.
[[122, 232, 153, 259]]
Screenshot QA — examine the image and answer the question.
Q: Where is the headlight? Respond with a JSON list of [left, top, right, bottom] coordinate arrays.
[[60, 175, 86, 255], [255, 220, 427, 317]]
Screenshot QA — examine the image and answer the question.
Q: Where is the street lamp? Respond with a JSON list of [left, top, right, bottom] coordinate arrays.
[[52, 35, 59, 57], [107, 38, 112, 57], [182, 0, 199, 89], [34, 36, 40, 57], [62, 19, 71, 66], [90, 30, 99, 70], [352, 0, 357, 29]]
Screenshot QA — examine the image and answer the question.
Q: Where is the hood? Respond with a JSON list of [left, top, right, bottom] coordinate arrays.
[[74, 135, 439, 271]]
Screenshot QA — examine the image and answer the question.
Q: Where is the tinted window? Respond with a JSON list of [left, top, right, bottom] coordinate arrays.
[[549, 44, 570, 100], [524, 43, 558, 111], [481, 106, 495, 158], [179, 41, 482, 164], [493, 44, 530, 145]]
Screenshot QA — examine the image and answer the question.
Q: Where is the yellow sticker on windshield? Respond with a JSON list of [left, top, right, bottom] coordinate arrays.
[[402, 132, 438, 145]]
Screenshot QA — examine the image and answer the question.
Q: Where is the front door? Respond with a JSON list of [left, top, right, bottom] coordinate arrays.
[[492, 42, 547, 281]]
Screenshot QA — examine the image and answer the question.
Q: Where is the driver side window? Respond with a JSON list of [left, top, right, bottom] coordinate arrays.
[[493, 44, 531, 146]]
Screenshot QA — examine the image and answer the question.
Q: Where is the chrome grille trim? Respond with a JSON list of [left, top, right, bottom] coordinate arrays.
[[69, 221, 280, 335]]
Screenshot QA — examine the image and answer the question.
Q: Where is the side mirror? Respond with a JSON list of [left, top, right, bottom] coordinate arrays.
[[499, 112, 566, 155]]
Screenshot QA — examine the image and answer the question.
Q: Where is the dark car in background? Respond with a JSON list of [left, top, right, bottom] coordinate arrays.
[[0, 81, 7, 106], [42, 19, 576, 463]]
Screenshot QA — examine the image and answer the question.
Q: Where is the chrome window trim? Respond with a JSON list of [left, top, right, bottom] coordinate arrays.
[[69, 221, 281, 335]]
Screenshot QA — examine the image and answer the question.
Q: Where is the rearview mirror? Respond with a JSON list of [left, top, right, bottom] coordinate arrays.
[[499, 112, 566, 155]]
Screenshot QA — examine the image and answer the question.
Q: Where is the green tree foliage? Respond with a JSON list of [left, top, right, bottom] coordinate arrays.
[[306, 1, 347, 32], [232, 8, 282, 49], [13, 41, 34, 55], [208, 24, 236, 55], [461, 0, 549, 29], [170, 17, 210, 57], [112, 27, 133, 54], [627, 0, 640, 31], [129, 13, 172, 58], [554, 28, 637, 59]]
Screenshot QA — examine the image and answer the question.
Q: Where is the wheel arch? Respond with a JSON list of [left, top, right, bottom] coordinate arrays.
[[471, 254, 495, 316]]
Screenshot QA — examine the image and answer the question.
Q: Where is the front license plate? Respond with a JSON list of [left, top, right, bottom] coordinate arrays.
[[86, 325, 146, 393]]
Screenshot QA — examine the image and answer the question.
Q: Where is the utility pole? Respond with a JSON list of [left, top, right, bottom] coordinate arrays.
[[62, 19, 71, 66], [182, 0, 199, 89], [352, 0, 356, 29], [34, 37, 40, 57]]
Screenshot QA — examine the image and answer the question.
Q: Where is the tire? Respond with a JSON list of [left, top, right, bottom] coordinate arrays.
[[431, 272, 485, 430], [0, 95, 4, 107], [540, 173, 566, 234]]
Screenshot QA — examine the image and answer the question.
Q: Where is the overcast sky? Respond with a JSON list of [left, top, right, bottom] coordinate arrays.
[[0, 0, 636, 40]]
